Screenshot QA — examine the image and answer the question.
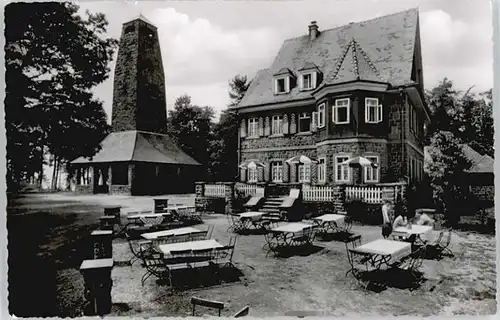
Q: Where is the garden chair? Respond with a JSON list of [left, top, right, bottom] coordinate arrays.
[[191, 297, 224, 316], [390, 244, 427, 289], [140, 249, 168, 286], [263, 231, 286, 256], [233, 306, 250, 317], [227, 213, 246, 234], [206, 225, 214, 238], [154, 234, 175, 246], [125, 232, 153, 265], [189, 230, 208, 241], [430, 228, 454, 258], [189, 248, 214, 268]]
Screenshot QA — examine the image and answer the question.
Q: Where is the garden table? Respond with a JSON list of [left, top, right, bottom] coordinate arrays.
[[127, 212, 171, 226], [392, 225, 433, 245], [269, 222, 315, 247], [158, 239, 223, 255], [312, 214, 348, 233], [349, 239, 412, 270], [141, 227, 201, 240], [168, 205, 201, 222]]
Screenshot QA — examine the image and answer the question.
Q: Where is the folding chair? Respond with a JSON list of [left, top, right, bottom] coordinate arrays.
[[228, 214, 246, 234], [233, 306, 250, 317], [140, 250, 168, 286], [206, 225, 214, 238], [189, 231, 207, 241], [190, 248, 214, 268], [155, 234, 175, 246], [125, 232, 153, 265], [436, 228, 454, 257], [191, 297, 224, 317]]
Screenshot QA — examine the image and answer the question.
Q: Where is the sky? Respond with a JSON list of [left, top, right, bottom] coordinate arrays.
[[77, 0, 494, 122]]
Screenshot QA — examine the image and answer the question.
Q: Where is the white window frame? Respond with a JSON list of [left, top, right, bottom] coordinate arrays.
[[317, 158, 326, 183], [365, 98, 382, 123], [333, 98, 350, 124], [247, 167, 258, 183], [271, 162, 283, 182], [298, 164, 311, 183], [274, 76, 290, 94], [317, 103, 325, 128], [302, 73, 313, 90], [248, 118, 258, 137], [298, 112, 311, 133], [335, 155, 351, 183], [363, 155, 379, 183], [271, 115, 283, 135]]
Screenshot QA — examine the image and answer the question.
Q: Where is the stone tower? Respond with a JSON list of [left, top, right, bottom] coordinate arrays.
[[111, 15, 167, 134]]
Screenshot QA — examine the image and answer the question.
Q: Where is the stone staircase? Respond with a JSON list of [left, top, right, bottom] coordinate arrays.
[[259, 196, 285, 220]]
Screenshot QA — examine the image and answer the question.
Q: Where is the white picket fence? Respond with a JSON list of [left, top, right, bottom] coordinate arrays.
[[204, 184, 226, 198], [302, 185, 335, 202], [345, 186, 382, 204], [235, 183, 264, 197]]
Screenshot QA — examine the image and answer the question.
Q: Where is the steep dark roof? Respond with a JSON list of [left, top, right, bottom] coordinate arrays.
[[461, 145, 494, 173], [71, 130, 200, 166], [237, 8, 419, 108]]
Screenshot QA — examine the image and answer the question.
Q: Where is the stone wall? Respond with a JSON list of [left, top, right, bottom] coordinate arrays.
[[109, 185, 131, 195], [112, 18, 167, 134], [76, 185, 93, 194], [470, 185, 495, 202]]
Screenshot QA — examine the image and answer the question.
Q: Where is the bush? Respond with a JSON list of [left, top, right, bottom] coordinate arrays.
[[345, 199, 382, 225]]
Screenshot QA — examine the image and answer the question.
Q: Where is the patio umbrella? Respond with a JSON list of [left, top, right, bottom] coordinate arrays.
[[238, 160, 265, 169], [285, 155, 318, 165], [340, 156, 378, 168]]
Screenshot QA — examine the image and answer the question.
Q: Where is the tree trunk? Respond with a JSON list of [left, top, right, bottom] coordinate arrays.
[[51, 155, 57, 190]]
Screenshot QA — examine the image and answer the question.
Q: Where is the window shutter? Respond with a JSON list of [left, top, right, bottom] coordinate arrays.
[[257, 167, 264, 182], [258, 117, 264, 137], [264, 116, 270, 136], [240, 119, 247, 138], [264, 163, 270, 181], [283, 114, 289, 134], [311, 111, 318, 132], [240, 168, 246, 182], [285, 77, 290, 93], [273, 79, 277, 94], [310, 163, 317, 184], [298, 75, 303, 90], [312, 72, 317, 89], [378, 104, 383, 122], [290, 113, 297, 134], [283, 162, 289, 183], [332, 105, 336, 123]]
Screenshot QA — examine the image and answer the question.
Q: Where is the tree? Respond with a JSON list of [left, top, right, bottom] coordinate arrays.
[[168, 94, 215, 180], [209, 75, 251, 181], [425, 131, 472, 225], [5, 2, 117, 191]]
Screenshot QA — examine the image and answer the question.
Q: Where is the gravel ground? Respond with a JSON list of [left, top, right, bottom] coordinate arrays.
[[6, 192, 497, 317]]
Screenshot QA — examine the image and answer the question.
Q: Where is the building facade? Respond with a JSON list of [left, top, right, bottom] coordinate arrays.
[[233, 9, 430, 187]]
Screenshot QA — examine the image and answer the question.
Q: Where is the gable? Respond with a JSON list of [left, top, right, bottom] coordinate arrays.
[[238, 8, 419, 109]]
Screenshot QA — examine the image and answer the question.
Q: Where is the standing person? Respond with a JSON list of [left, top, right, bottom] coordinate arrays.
[[381, 200, 393, 238]]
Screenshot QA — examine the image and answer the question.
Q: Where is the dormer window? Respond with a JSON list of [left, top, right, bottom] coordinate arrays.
[[274, 76, 290, 94], [300, 72, 317, 90]]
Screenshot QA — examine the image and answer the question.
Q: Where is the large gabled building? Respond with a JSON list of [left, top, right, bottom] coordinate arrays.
[[232, 8, 430, 187]]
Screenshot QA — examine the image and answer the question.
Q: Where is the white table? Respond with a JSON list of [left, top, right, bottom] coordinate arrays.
[[392, 225, 433, 243], [239, 211, 264, 221], [272, 222, 313, 234], [312, 214, 347, 233], [141, 227, 201, 240], [158, 239, 223, 255], [350, 239, 412, 267]]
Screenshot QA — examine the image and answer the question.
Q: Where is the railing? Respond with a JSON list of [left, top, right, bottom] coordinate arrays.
[[204, 184, 226, 198], [235, 183, 264, 197], [302, 185, 335, 202], [345, 186, 382, 204]]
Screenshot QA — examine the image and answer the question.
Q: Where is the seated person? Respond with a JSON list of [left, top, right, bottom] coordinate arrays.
[[414, 212, 435, 226], [392, 214, 408, 229]]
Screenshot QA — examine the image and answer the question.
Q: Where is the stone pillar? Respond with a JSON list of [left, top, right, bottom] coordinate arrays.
[[195, 182, 205, 197], [79, 259, 114, 316], [91, 230, 113, 259], [108, 165, 112, 190], [99, 216, 115, 231], [89, 166, 95, 193], [104, 205, 121, 223], [128, 163, 135, 193], [333, 185, 347, 215], [224, 182, 235, 214]]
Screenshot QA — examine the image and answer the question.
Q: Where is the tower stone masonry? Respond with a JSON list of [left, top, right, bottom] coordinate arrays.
[[112, 16, 167, 134]]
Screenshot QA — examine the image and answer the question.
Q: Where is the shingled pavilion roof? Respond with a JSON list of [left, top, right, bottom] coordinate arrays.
[[71, 130, 200, 165], [236, 8, 419, 108]]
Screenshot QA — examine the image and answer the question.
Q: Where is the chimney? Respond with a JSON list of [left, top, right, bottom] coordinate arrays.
[[308, 21, 319, 40]]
